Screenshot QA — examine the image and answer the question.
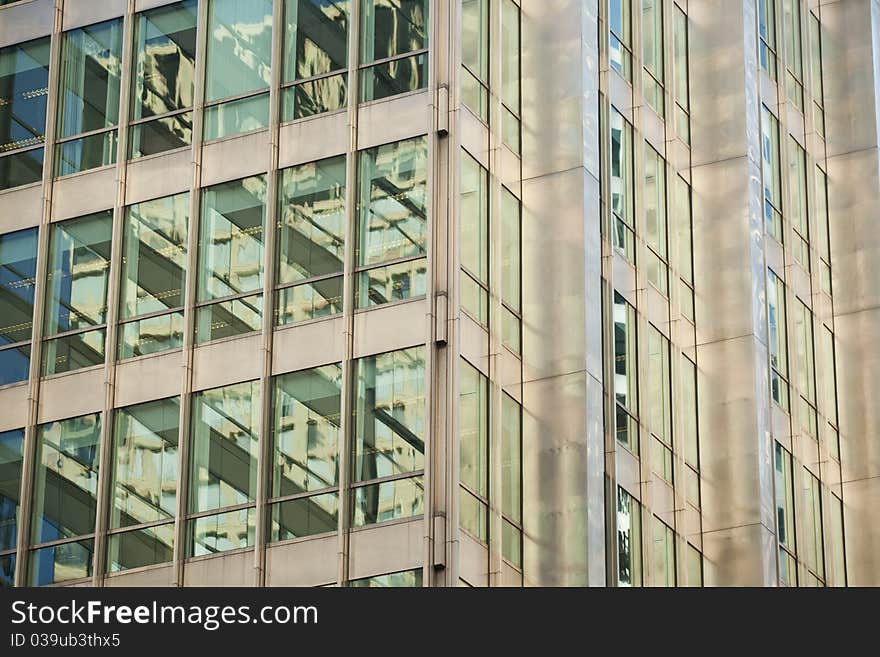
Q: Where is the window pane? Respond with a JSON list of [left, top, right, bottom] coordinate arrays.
[[0, 429, 24, 552], [774, 442, 795, 555], [31, 413, 101, 544], [673, 7, 689, 112], [462, 0, 488, 85], [355, 258, 427, 307], [350, 568, 422, 587], [613, 292, 638, 417], [357, 136, 428, 267], [205, 0, 273, 102], [360, 0, 427, 63], [28, 538, 94, 585], [0, 227, 38, 349], [674, 175, 693, 282], [203, 92, 270, 141], [460, 151, 488, 283], [189, 507, 255, 556], [190, 381, 260, 514], [351, 475, 424, 526], [459, 359, 487, 497], [682, 356, 698, 467], [459, 487, 487, 543], [277, 277, 343, 325], [501, 187, 521, 312], [55, 130, 118, 176], [118, 312, 184, 359], [828, 494, 845, 586], [767, 269, 788, 408], [0, 147, 44, 191], [107, 524, 174, 572], [501, 0, 520, 111], [0, 37, 51, 152], [278, 156, 346, 284], [58, 20, 123, 138], [270, 492, 338, 541], [0, 553, 14, 587], [502, 517, 522, 567], [652, 517, 675, 586], [761, 106, 782, 242], [131, 0, 197, 121], [282, 74, 347, 120], [195, 293, 262, 343], [647, 325, 671, 447], [111, 397, 180, 529], [352, 347, 425, 482], [44, 211, 113, 336], [687, 544, 703, 586], [129, 112, 193, 159], [120, 192, 189, 320], [802, 469, 824, 580], [199, 175, 267, 301], [644, 146, 667, 262], [0, 345, 30, 387], [42, 328, 106, 376], [617, 487, 642, 586], [272, 364, 342, 497], [283, 0, 349, 82], [501, 393, 521, 523], [359, 53, 427, 102]]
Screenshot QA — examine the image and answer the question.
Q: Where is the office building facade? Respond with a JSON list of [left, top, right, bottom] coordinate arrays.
[[0, 0, 877, 587]]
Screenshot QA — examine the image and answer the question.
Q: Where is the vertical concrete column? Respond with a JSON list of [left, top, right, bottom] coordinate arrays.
[[519, 0, 605, 586], [822, 0, 880, 587], [689, 0, 777, 585]]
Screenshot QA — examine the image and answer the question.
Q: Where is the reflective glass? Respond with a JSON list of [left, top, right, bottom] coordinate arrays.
[[360, 0, 427, 63], [0, 227, 38, 349], [350, 568, 422, 587], [459, 359, 487, 497], [501, 188, 520, 311], [644, 146, 667, 272], [31, 413, 101, 544], [652, 517, 675, 587], [802, 469, 824, 580], [28, 538, 94, 585], [131, 0, 197, 121], [682, 356, 698, 467], [357, 136, 428, 266], [761, 105, 782, 241], [0, 553, 14, 588], [360, 53, 427, 102], [203, 93, 269, 141], [107, 524, 174, 572], [351, 475, 424, 525], [119, 312, 183, 359], [0, 429, 23, 552], [459, 488, 487, 542], [282, 75, 347, 121], [501, 0, 519, 112], [352, 347, 425, 483], [767, 269, 788, 408], [0, 344, 29, 386], [460, 152, 487, 283], [205, 0, 273, 103], [120, 192, 189, 321], [283, 0, 349, 82], [195, 293, 262, 343], [278, 156, 346, 284], [647, 325, 671, 447], [0, 147, 43, 190], [617, 487, 642, 586], [614, 292, 638, 417], [57, 20, 123, 138], [190, 381, 260, 514], [42, 328, 106, 376], [198, 175, 267, 301], [189, 507, 255, 556], [129, 112, 192, 158], [270, 492, 338, 541], [462, 0, 488, 84], [0, 37, 50, 152], [272, 364, 342, 497], [355, 258, 427, 307], [55, 130, 118, 176], [774, 442, 795, 553], [687, 545, 703, 586], [502, 518, 522, 567], [501, 393, 521, 523], [44, 211, 113, 336], [111, 397, 180, 529], [276, 277, 343, 325]]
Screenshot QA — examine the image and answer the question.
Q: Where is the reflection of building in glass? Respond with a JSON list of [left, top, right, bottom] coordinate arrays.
[[0, 0, 877, 588]]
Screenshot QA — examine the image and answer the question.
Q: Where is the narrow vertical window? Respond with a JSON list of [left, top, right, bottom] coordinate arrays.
[[501, 0, 521, 153], [647, 325, 672, 482], [774, 441, 797, 586], [0, 428, 24, 586], [460, 150, 489, 325], [801, 469, 824, 585], [609, 0, 632, 80], [815, 167, 831, 294], [0, 37, 50, 190], [459, 358, 488, 543], [828, 493, 846, 586], [461, 0, 489, 121], [652, 517, 675, 587], [282, 0, 349, 121], [359, 0, 428, 102], [761, 105, 783, 243], [672, 7, 690, 144], [674, 175, 695, 322], [129, 0, 197, 159], [793, 299, 817, 439], [617, 487, 642, 587], [56, 20, 124, 176], [501, 392, 522, 568], [788, 138, 809, 270], [0, 227, 38, 385], [642, 0, 664, 117], [782, 0, 803, 110], [767, 269, 789, 410], [614, 292, 638, 454], [809, 14, 825, 136], [501, 187, 521, 353], [644, 145, 668, 295], [758, 0, 777, 79], [204, 0, 273, 141], [610, 108, 635, 262]]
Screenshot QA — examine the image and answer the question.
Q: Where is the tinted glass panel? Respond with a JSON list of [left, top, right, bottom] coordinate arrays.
[[189, 507, 255, 556], [0, 429, 23, 552], [351, 475, 423, 525], [107, 524, 174, 572], [28, 538, 94, 585], [0, 37, 51, 151], [42, 328, 106, 376], [205, 0, 273, 102], [270, 492, 338, 541], [129, 112, 192, 158], [360, 0, 427, 62], [284, 0, 349, 81], [0, 227, 38, 348], [0, 147, 43, 190]]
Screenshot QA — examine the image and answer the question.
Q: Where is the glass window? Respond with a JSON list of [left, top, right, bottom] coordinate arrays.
[[758, 0, 777, 79], [0, 553, 14, 587], [774, 441, 796, 586], [815, 167, 831, 294], [617, 487, 642, 586], [351, 475, 424, 525], [204, 0, 273, 139], [501, 187, 521, 313], [119, 192, 189, 358], [356, 136, 428, 308], [0, 429, 24, 554], [56, 19, 123, 175], [0, 37, 50, 190], [359, 0, 428, 102], [828, 493, 845, 586], [461, 0, 488, 120], [197, 175, 267, 342], [644, 145, 668, 294], [31, 413, 102, 545], [761, 105, 782, 243], [282, 0, 349, 121], [647, 325, 671, 482], [189, 507, 256, 556], [43, 211, 113, 376], [674, 174, 693, 284], [672, 7, 690, 143], [189, 380, 260, 516], [614, 292, 638, 454], [352, 347, 425, 483], [682, 356, 698, 468], [788, 138, 809, 269], [767, 269, 789, 409], [793, 298, 816, 410], [501, 393, 522, 567], [809, 14, 824, 136], [610, 108, 635, 261], [0, 228, 38, 386], [782, 0, 803, 109], [276, 156, 345, 326], [501, 0, 520, 152], [130, 0, 197, 159], [350, 568, 422, 587], [459, 359, 487, 499], [111, 398, 179, 529], [821, 326, 837, 430], [652, 517, 675, 587], [107, 524, 175, 572], [460, 150, 488, 325], [802, 469, 824, 582], [687, 544, 703, 586], [642, 0, 664, 116], [270, 491, 338, 541], [272, 364, 342, 497], [609, 0, 632, 80], [28, 538, 94, 586]]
